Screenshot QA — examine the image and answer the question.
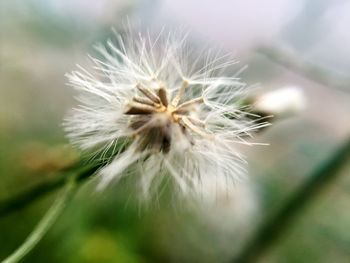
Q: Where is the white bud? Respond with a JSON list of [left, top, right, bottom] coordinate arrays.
[[253, 86, 306, 117]]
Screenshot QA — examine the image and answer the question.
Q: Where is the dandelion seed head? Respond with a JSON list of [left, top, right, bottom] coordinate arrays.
[[64, 28, 267, 201]]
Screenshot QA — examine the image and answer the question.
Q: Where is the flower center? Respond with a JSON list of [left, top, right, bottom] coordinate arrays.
[[124, 80, 208, 153]]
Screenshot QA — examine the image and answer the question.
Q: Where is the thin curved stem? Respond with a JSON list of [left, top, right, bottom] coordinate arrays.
[[0, 163, 101, 217], [233, 137, 350, 263], [1, 177, 78, 263], [257, 46, 350, 93]]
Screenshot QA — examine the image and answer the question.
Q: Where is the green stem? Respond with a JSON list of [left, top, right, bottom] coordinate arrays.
[[0, 163, 101, 217], [1, 177, 78, 263], [257, 46, 350, 93], [233, 137, 350, 263]]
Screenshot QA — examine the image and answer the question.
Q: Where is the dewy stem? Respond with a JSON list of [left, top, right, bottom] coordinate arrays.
[[1, 176, 78, 263]]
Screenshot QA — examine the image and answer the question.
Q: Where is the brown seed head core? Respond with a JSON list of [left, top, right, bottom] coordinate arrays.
[[124, 81, 208, 153]]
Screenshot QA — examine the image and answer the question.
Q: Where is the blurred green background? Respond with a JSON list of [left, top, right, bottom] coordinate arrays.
[[1, 0, 350, 262]]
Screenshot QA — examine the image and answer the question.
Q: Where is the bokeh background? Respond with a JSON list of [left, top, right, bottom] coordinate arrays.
[[1, 0, 350, 262]]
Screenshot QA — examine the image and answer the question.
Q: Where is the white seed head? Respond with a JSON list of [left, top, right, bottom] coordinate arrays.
[[64, 29, 267, 200]]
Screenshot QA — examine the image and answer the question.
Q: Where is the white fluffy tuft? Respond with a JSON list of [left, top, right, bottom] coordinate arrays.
[[64, 29, 267, 201]]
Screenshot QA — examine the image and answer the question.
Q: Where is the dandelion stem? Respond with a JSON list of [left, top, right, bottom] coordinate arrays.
[[0, 163, 101, 217], [233, 136, 350, 263], [257, 46, 350, 93], [1, 176, 78, 263]]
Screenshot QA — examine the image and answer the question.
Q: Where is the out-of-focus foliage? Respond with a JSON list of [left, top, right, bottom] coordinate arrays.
[[1, 0, 350, 262]]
